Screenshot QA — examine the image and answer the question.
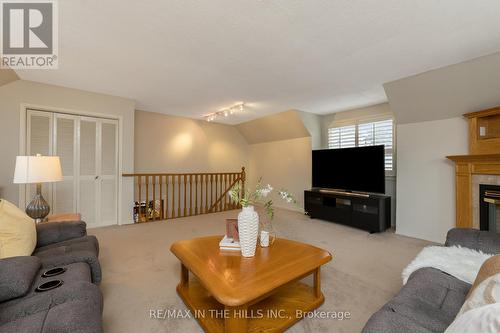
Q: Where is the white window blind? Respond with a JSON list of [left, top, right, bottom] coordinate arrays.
[[327, 125, 356, 149], [328, 119, 394, 171]]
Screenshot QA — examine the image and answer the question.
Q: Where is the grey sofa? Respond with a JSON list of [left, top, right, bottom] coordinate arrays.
[[362, 228, 500, 333], [0, 221, 103, 333]]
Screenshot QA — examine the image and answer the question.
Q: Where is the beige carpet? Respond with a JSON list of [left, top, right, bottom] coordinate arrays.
[[89, 208, 432, 333]]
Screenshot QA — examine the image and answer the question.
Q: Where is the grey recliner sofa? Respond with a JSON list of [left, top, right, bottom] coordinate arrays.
[[362, 228, 500, 333], [0, 220, 103, 333]]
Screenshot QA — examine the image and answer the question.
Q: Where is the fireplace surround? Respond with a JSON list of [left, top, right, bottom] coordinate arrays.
[[479, 184, 500, 232], [447, 154, 500, 228]]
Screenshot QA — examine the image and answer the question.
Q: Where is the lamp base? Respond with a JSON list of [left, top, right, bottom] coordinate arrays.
[[26, 184, 50, 223]]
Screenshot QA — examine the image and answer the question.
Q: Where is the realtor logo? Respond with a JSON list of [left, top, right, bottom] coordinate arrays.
[[1, 0, 58, 69]]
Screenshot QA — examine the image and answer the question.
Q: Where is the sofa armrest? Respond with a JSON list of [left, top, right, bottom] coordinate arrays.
[[36, 221, 87, 248], [445, 228, 500, 254]]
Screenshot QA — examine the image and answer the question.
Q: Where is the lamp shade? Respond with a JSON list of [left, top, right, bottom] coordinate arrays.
[[13, 156, 63, 184]]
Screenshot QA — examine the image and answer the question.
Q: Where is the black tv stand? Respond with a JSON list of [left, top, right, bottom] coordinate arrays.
[[304, 189, 390, 233]]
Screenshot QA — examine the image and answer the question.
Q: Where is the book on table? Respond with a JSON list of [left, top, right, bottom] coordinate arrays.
[[219, 235, 240, 251]]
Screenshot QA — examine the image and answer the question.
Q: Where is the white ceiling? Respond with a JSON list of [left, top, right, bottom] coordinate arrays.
[[16, 0, 500, 124]]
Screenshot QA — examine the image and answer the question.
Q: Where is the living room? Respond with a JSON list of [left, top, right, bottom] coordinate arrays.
[[1, 1, 500, 333]]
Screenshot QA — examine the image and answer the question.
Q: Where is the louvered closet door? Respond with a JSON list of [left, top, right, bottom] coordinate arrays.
[[53, 114, 77, 214], [26, 110, 53, 208], [98, 120, 118, 226], [78, 117, 99, 227], [78, 117, 118, 227]]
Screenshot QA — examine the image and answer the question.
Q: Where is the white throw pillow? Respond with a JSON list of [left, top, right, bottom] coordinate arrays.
[[445, 303, 500, 333]]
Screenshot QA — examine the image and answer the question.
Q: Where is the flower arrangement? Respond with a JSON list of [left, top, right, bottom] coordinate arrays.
[[229, 178, 297, 222], [228, 178, 298, 250]]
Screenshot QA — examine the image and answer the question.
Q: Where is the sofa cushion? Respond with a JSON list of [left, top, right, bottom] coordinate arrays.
[[0, 200, 36, 259], [36, 221, 87, 248], [399, 267, 471, 318], [0, 311, 46, 333], [33, 236, 102, 283], [445, 228, 500, 255], [0, 301, 102, 333], [362, 308, 436, 333], [35, 234, 99, 255], [0, 280, 102, 332], [0, 256, 41, 302], [362, 268, 471, 333]]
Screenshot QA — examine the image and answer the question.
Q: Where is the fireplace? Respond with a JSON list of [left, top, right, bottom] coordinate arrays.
[[447, 107, 500, 228], [479, 184, 500, 232]]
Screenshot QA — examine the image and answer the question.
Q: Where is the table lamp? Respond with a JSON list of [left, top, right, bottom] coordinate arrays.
[[13, 154, 63, 223]]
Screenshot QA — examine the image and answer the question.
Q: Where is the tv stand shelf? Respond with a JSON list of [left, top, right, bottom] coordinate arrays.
[[304, 190, 390, 233]]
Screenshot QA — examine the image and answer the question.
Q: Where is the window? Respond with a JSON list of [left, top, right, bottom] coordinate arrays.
[[328, 119, 394, 171]]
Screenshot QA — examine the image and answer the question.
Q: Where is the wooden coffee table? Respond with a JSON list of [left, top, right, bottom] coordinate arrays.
[[170, 236, 332, 333]]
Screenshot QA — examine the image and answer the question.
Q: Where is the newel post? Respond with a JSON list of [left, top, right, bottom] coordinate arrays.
[[241, 167, 246, 198]]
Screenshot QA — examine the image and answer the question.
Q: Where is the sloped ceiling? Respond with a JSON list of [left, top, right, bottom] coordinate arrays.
[[236, 110, 310, 144], [0, 69, 19, 87], [14, 0, 500, 124], [385, 51, 500, 124]]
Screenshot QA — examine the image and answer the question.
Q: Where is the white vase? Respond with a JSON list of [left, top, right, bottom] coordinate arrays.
[[238, 206, 259, 257]]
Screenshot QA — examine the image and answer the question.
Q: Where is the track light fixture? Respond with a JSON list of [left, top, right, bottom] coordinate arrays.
[[205, 102, 245, 122]]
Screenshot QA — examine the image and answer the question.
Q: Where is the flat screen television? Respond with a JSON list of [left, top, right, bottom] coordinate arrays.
[[312, 145, 385, 194]]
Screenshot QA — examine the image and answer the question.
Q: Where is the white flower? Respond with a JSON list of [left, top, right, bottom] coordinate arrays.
[[259, 184, 273, 197]]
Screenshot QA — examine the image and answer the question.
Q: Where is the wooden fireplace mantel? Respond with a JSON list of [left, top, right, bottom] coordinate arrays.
[[447, 154, 500, 164]]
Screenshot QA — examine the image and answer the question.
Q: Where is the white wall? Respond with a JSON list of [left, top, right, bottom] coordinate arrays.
[[396, 117, 468, 243], [135, 110, 248, 173], [247, 137, 312, 210], [0, 80, 136, 225], [236, 111, 313, 210], [297, 111, 323, 150]]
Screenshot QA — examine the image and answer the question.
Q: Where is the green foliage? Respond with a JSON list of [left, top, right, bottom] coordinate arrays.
[[264, 200, 274, 221]]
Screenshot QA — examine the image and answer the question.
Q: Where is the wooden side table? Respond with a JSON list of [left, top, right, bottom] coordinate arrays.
[[46, 213, 82, 222], [170, 236, 332, 333]]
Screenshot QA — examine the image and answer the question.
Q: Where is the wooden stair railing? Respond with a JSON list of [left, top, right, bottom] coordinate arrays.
[[123, 167, 245, 222]]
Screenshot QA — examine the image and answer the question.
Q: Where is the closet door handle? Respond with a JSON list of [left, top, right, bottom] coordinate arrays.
[[95, 176, 99, 180]]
